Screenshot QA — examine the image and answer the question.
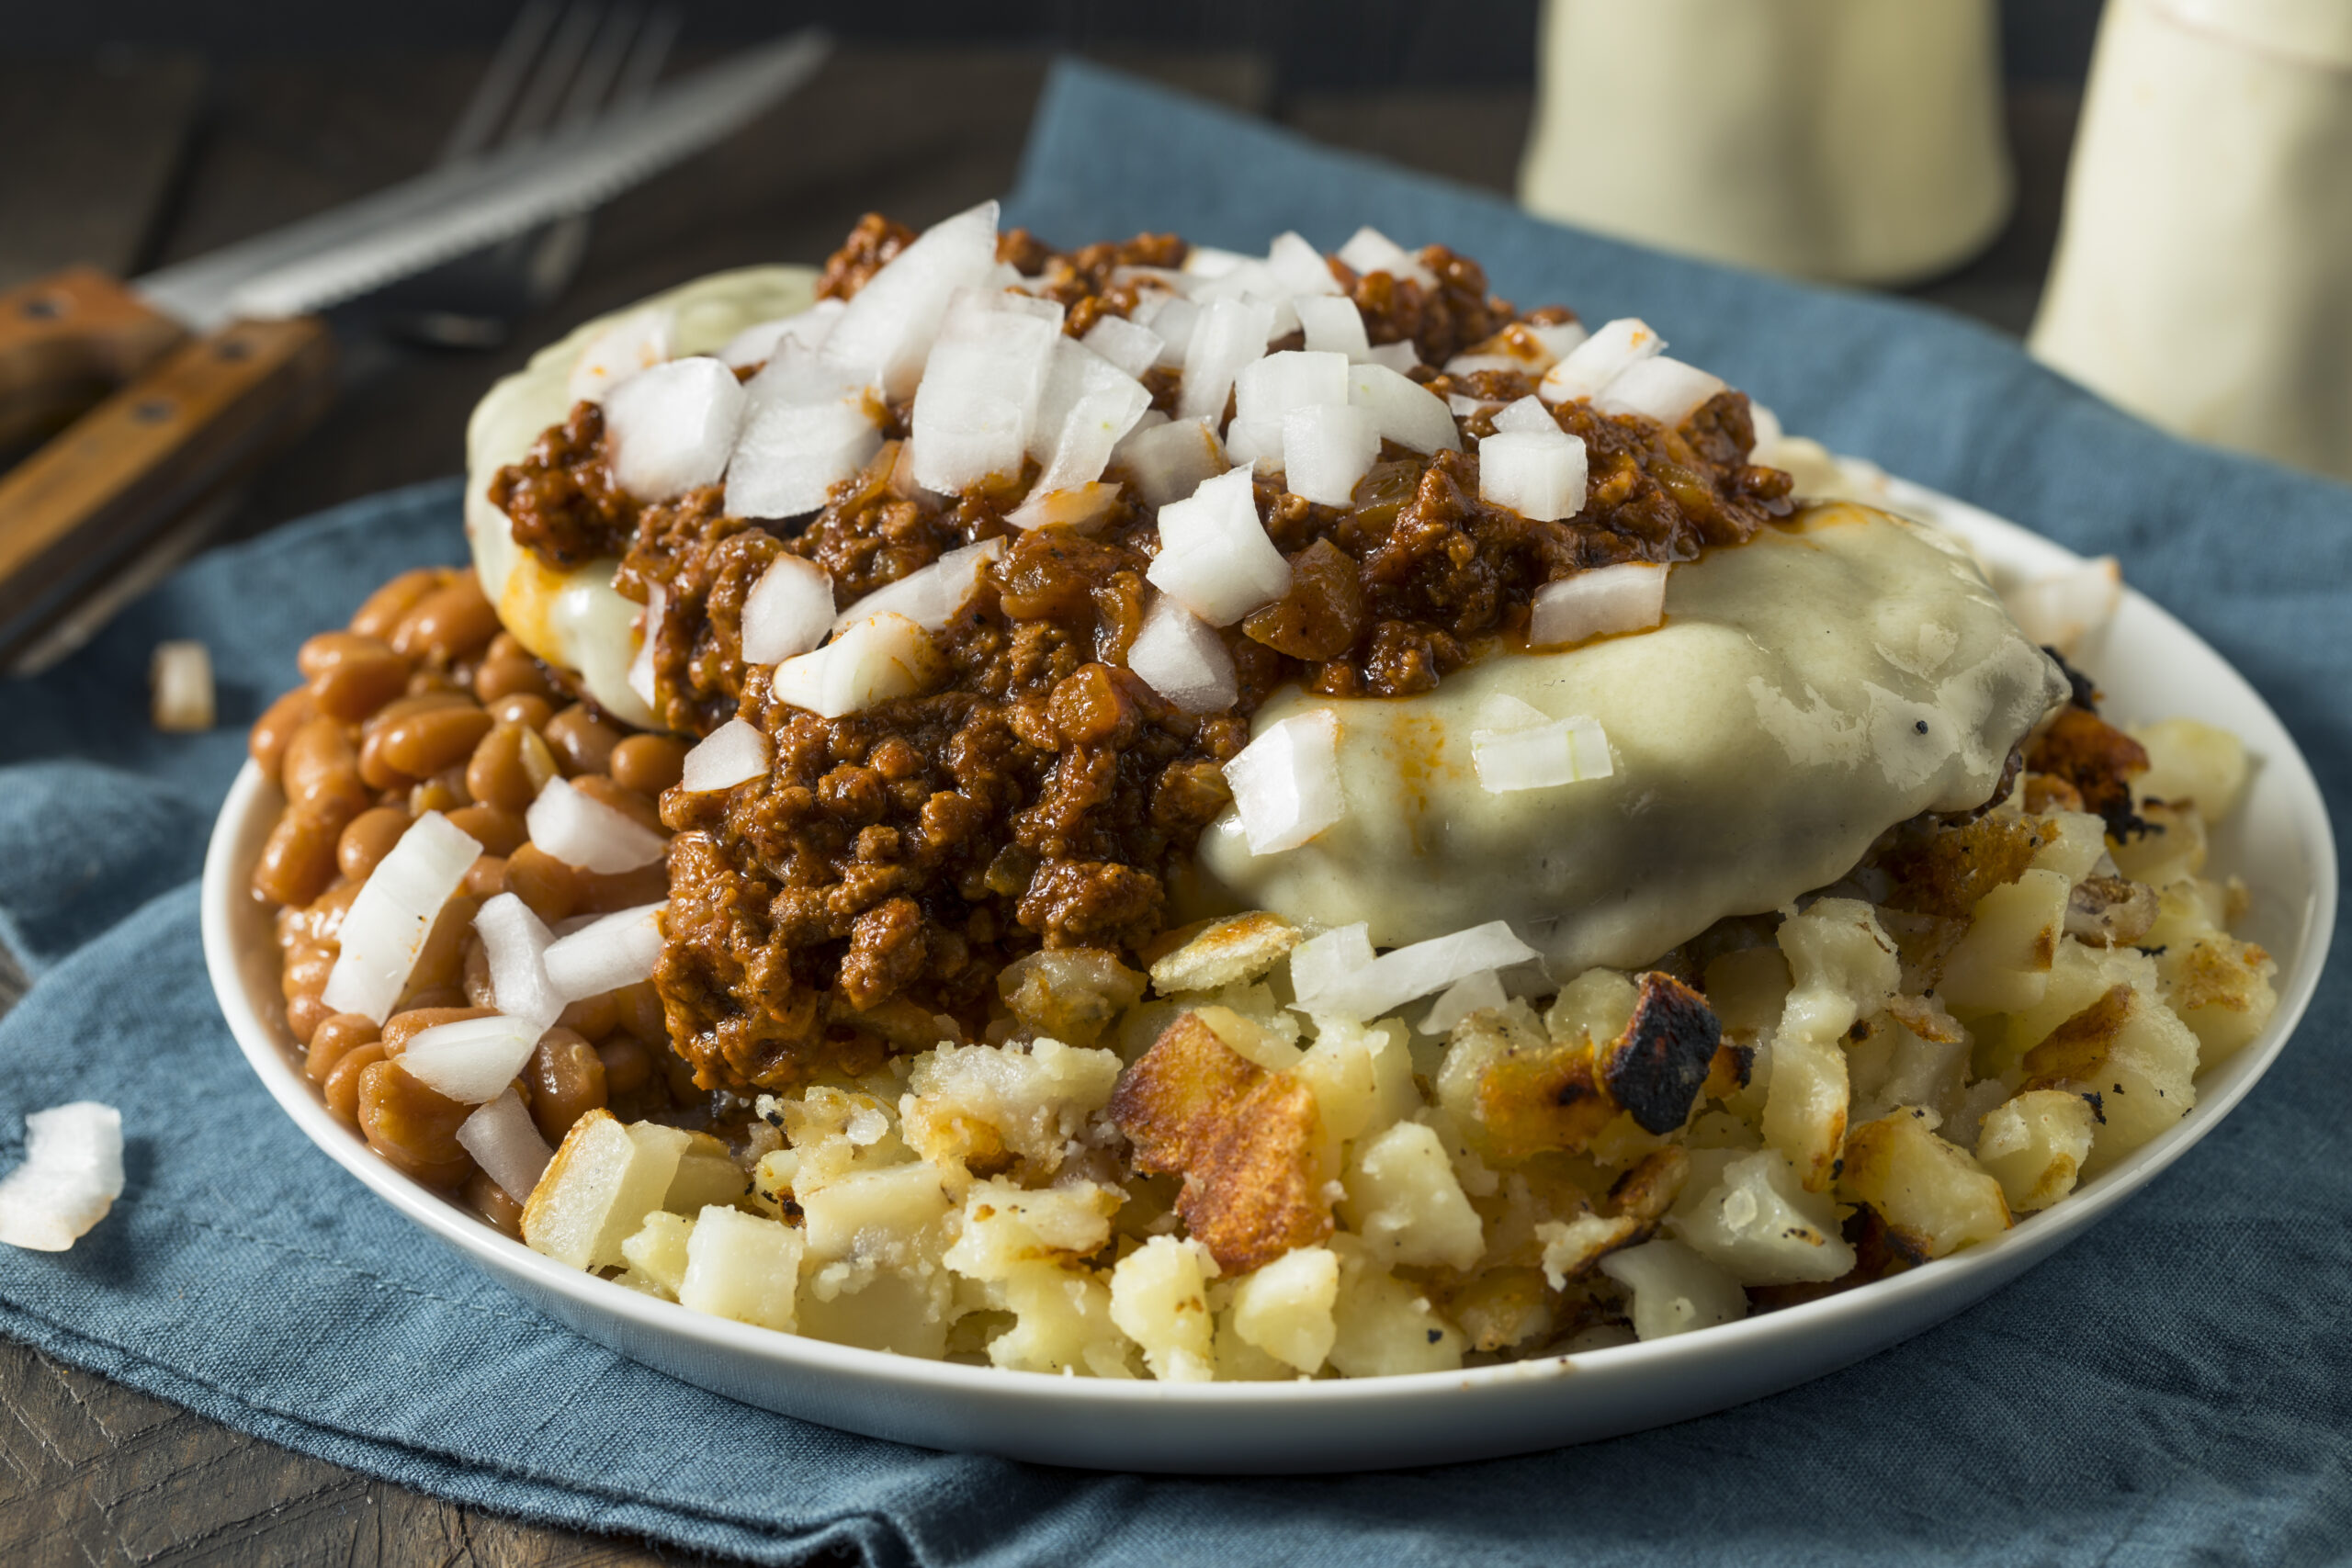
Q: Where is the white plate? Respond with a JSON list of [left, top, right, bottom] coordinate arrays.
[[201, 484, 2335, 1473]]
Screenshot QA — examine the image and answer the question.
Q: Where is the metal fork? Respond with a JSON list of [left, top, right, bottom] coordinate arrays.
[[383, 0, 682, 346]]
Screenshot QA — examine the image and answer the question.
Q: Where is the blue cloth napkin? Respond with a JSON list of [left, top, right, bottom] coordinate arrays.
[[3, 58, 2349, 1567]]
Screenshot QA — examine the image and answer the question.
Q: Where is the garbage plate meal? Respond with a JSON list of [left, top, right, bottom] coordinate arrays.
[[243, 205, 2279, 1381]]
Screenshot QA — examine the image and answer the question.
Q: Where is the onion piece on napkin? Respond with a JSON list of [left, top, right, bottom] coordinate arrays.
[[0, 1102, 124, 1253]]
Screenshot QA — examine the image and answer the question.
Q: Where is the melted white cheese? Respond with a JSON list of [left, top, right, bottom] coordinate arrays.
[[465, 266, 820, 727], [1192, 503, 2071, 973]]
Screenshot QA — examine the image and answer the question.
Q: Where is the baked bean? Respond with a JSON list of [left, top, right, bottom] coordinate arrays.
[[299, 632, 412, 722], [281, 942, 337, 1004], [487, 692, 554, 731], [609, 734, 690, 795], [306, 1012, 381, 1083], [350, 568, 452, 639], [612, 980, 665, 1045], [660, 1047, 703, 1101], [405, 667, 468, 699], [399, 895, 481, 1002], [249, 687, 317, 786], [379, 704, 494, 780], [400, 985, 470, 1012], [475, 653, 559, 705], [462, 938, 495, 1009], [571, 773, 663, 834], [556, 989, 618, 1041], [446, 803, 526, 857], [526, 1028, 607, 1142], [281, 718, 371, 827], [390, 578, 500, 665], [322, 1041, 387, 1123], [381, 1004, 495, 1056], [487, 633, 526, 664], [287, 994, 334, 1047], [464, 1169, 526, 1238], [357, 1059, 475, 1188], [543, 703, 624, 777], [463, 854, 508, 898], [596, 1034, 653, 1096], [336, 806, 413, 882], [358, 693, 474, 789], [408, 773, 468, 816], [279, 881, 361, 952], [503, 843, 580, 923], [577, 862, 669, 915], [254, 808, 343, 908], [466, 722, 559, 813]]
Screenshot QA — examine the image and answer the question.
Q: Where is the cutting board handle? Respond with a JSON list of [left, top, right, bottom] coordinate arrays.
[[0, 314, 336, 660], [0, 268, 190, 451]]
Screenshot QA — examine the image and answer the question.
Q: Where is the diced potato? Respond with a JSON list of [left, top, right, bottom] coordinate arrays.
[[668, 1135, 749, 1214], [2142, 876, 2233, 953], [1338, 1120, 1486, 1270], [1995, 939, 2159, 1072], [1326, 1236, 1464, 1377], [1975, 1089, 2097, 1212], [990, 1262, 1131, 1377], [1838, 1109, 2010, 1258], [1148, 911, 1302, 994], [1939, 868, 2072, 1015], [797, 1266, 956, 1359], [2029, 810, 2112, 882], [900, 1037, 1123, 1180], [522, 1111, 695, 1270], [1108, 1235, 1216, 1382], [1668, 1148, 1854, 1285], [1544, 968, 1639, 1050], [678, 1205, 804, 1332], [1702, 945, 1792, 1046], [2158, 934, 2278, 1068], [1229, 1245, 1340, 1373], [1212, 1302, 1298, 1382], [1443, 1266, 1555, 1355], [944, 1177, 1120, 1281], [1596, 1239, 1747, 1341], [618, 1210, 695, 1297], [2020, 983, 2199, 1168], [775, 1086, 909, 1198], [2132, 717, 2249, 821], [2109, 800, 2207, 887], [1295, 1016, 1418, 1146], [805, 1160, 956, 1266], [1193, 1001, 1303, 1072], [1847, 1011, 1971, 1128], [997, 948, 1145, 1045], [1760, 1030, 1847, 1194], [1533, 1210, 1640, 1289], [1763, 899, 1898, 1190]]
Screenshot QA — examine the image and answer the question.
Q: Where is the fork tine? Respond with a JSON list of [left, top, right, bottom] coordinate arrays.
[[505, 2, 604, 143], [558, 5, 642, 128], [439, 0, 560, 165], [612, 6, 682, 105]]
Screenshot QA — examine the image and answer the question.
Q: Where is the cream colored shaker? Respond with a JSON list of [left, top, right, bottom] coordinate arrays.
[[1517, 0, 2013, 285], [2030, 0, 2352, 482]]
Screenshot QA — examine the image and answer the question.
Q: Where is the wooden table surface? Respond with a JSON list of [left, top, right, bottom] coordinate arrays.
[[0, 43, 2075, 1564]]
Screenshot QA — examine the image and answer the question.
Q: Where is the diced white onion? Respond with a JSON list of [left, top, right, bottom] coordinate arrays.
[[1008, 480, 1124, 531], [1418, 969, 1506, 1035], [1223, 708, 1343, 854], [456, 1089, 554, 1204], [1231, 350, 1351, 468], [625, 581, 665, 711], [1145, 467, 1291, 626], [1529, 562, 1668, 646], [150, 639, 214, 732], [771, 611, 940, 717], [603, 356, 748, 501], [1296, 295, 1372, 360], [1031, 380, 1152, 495], [719, 298, 845, 368], [910, 288, 1064, 492], [1265, 231, 1341, 296], [321, 812, 483, 1024], [741, 553, 836, 663], [1182, 245, 1250, 279], [1080, 315, 1166, 380], [1335, 225, 1437, 288], [0, 1102, 123, 1253], [680, 717, 773, 794], [1030, 337, 1148, 463], [726, 395, 883, 521], [1295, 919, 1544, 1023], [526, 776, 670, 874], [398, 1013, 545, 1104], [1445, 320, 1590, 378], [1111, 417, 1227, 509], [1347, 362, 1460, 454], [1126, 592, 1238, 714], [1289, 922, 1375, 1004], [2003, 556, 2122, 651], [1448, 393, 1498, 420], [1471, 709, 1614, 794], [1490, 396, 1559, 434], [568, 307, 671, 402], [1282, 403, 1379, 507], [474, 893, 565, 1032], [1595, 355, 1726, 428], [543, 903, 667, 1002], [1363, 341, 1421, 374], [1133, 295, 1198, 368], [820, 199, 1001, 400], [831, 537, 1002, 633], [1478, 429, 1589, 522], [1178, 296, 1277, 423], [1540, 317, 1663, 405]]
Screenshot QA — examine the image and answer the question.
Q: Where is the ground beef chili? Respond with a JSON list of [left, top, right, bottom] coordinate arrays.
[[489, 214, 1797, 1092]]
